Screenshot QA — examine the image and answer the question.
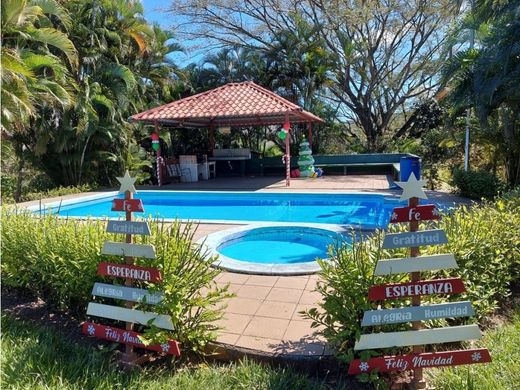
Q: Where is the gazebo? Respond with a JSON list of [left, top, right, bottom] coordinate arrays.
[[130, 81, 324, 186]]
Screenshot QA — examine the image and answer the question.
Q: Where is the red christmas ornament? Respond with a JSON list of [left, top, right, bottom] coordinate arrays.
[[283, 121, 290, 131]]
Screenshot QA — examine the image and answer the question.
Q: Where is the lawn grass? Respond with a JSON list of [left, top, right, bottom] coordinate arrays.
[[428, 309, 520, 390], [0, 314, 347, 390], [2, 311, 518, 390]]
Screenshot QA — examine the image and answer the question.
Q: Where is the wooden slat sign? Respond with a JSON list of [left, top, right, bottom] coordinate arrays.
[[361, 301, 474, 326], [389, 204, 440, 224], [348, 348, 491, 374], [87, 302, 174, 330], [92, 283, 163, 304], [101, 241, 156, 259], [83, 322, 180, 356], [374, 253, 458, 276], [368, 278, 465, 301], [106, 220, 150, 236], [382, 229, 448, 249], [354, 324, 481, 350], [97, 262, 162, 283], [112, 198, 144, 213]]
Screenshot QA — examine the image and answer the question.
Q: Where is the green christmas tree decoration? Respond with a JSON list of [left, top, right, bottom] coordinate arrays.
[[297, 137, 315, 177]]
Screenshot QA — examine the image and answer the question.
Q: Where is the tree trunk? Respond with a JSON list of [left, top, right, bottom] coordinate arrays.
[[502, 107, 520, 186]]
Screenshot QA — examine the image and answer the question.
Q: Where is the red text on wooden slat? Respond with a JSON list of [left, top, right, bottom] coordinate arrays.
[[82, 322, 180, 356], [389, 204, 440, 224], [368, 278, 465, 301], [112, 198, 144, 213], [97, 262, 162, 283], [348, 348, 491, 375]]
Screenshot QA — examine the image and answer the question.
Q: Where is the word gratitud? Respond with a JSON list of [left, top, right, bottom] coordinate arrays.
[[391, 232, 442, 246], [109, 223, 146, 234]]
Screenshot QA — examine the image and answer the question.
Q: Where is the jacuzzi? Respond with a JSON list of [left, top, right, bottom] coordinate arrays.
[[199, 224, 350, 275]]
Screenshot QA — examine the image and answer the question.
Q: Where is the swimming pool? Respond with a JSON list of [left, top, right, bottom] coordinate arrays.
[[201, 225, 350, 275], [37, 191, 414, 228]]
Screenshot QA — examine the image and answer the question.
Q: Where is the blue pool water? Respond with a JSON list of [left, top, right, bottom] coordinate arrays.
[[36, 191, 424, 228], [218, 227, 348, 264], [43, 191, 423, 227]]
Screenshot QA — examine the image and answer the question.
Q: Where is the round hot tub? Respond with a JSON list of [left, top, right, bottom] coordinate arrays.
[[200, 224, 349, 275]]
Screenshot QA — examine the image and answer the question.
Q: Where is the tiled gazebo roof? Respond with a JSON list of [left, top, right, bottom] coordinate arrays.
[[130, 81, 323, 127]]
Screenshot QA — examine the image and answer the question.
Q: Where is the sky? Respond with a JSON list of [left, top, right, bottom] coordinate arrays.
[[141, 0, 206, 67]]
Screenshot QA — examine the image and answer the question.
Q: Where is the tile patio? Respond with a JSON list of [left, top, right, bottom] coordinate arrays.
[[213, 271, 327, 357]]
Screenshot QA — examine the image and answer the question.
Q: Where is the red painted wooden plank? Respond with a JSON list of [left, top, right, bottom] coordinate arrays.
[[368, 278, 465, 301], [348, 348, 490, 374], [111, 198, 144, 213], [389, 204, 440, 223], [82, 322, 180, 356], [97, 262, 162, 283]]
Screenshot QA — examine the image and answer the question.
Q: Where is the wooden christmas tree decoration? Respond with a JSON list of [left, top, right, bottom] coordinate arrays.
[[82, 171, 180, 367], [348, 173, 490, 387]]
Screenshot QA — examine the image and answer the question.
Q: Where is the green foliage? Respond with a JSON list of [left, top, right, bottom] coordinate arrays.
[[443, 1, 520, 186], [1, 183, 93, 204], [303, 231, 403, 386], [0, 210, 230, 352], [1, 314, 345, 390], [452, 168, 504, 200], [306, 197, 519, 382], [428, 309, 520, 390], [121, 140, 153, 184]]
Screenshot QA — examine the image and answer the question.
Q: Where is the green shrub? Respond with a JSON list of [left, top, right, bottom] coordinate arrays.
[[1, 184, 94, 204], [0, 209, 231, 353], [452, 168, 504, 200], [305, 196, 519, 382]]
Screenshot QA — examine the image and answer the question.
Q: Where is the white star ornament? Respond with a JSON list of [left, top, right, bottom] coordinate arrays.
[[394, 173, 428, 201], [116, 170, 137, 194]]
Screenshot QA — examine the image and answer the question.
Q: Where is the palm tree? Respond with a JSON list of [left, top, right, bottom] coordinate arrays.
[[1, 0, 78, 200]]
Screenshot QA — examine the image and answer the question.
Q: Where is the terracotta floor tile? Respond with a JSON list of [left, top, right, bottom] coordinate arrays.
[[274, 276, 309, 289], [299, 290, 322, 305], [216, 332, 240, 345], [225, 297, 263, 315], [246, 275, 279, 287], [243, 317, 290, 339], [283, 319, 321, 342], [236, 285, 272, 300], [292, 304, 318, 320], [256, 301, 297, 319], [216, 313, 252, 334], [218, 272, 250, 285], [305, 278, 320, 291], [266, 287, 303, 303], [235, 335, 281, 354], [216, 282, 242, 294]]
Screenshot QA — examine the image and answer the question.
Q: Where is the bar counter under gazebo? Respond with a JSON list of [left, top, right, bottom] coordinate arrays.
[[130, 81, 323, 186]]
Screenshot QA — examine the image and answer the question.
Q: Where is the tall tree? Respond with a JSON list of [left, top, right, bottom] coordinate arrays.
[[443, 1, 520, 186], [170, 0, 460, 151]]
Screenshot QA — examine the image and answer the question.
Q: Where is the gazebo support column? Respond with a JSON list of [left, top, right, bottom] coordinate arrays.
[[154, 121, 162, 187], [285, 130, 291, 187], [285, 114, 291, 187]]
